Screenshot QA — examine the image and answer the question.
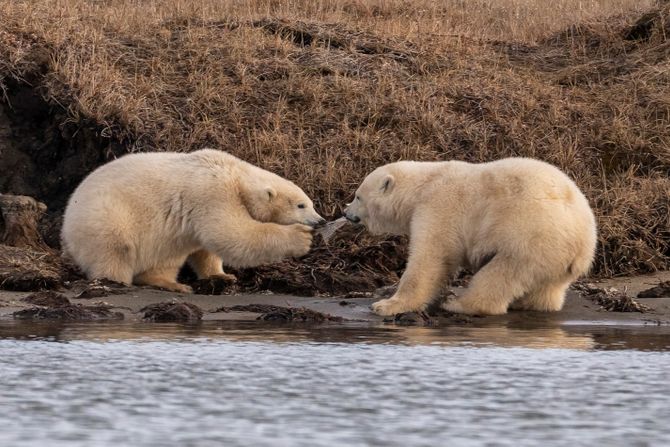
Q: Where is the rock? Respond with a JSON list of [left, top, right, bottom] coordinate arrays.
[[140, 301, 203, 322], [637, 281, 670, 298], [21, 290, 70, 306], [214, 303, 344, 322], [0, 194, 49, 250], [257, 306, 344, 323]]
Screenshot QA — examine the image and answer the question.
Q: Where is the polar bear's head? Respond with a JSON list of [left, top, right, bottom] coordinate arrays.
[[344, 163, 413, 235], [243, 178, 325, 227]]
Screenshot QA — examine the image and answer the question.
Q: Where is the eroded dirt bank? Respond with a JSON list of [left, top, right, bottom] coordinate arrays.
[[1, 2, 670, 282]]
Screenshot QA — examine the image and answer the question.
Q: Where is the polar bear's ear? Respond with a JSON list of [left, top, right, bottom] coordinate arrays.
[[381, 175, 395, 193], [264, 186, 277, 202]]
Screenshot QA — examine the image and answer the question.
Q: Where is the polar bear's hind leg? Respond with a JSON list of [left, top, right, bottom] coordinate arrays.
[[518, 279, 571, 312], [443, 256, 529, 315], [80, 235, 135, 285]]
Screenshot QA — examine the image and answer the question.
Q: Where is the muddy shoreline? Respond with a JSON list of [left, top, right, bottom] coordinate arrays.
[[2, 271, 670, 327]]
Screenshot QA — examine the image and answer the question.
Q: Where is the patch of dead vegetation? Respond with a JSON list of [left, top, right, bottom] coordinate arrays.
[[0, 245, 62, 291], [14, 304, 123, 321], [575, 283, 652, 312], [69, 278, 130, 299], [0, 194, 82, 291], [13, 293, 123, 320], [183, 227, 405, 296], [215, 303, 344, 322], [229, 229, 406, 295]]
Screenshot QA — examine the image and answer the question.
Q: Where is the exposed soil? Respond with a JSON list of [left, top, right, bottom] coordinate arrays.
[[0, 80, 125, 212]]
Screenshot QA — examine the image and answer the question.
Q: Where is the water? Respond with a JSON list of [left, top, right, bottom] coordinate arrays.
[[1, 322, 669, 447]]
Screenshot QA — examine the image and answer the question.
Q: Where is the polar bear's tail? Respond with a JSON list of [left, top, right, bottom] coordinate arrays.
[[569, 250, 593, 279], [568, 233, 597, 280]]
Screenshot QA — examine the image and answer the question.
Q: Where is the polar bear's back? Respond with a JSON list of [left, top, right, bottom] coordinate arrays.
[[60, 150, 243, 271], [467, 157, 596, 276], [64, 152, 187, 228], [470, 158, 588, 211]]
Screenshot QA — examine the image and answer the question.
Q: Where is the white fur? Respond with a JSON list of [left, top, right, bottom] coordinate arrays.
[[61, 149, 323, 292], [345, 158, 597, 316]]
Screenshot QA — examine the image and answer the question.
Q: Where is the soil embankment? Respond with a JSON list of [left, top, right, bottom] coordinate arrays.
[[0, 1, 669, 298]]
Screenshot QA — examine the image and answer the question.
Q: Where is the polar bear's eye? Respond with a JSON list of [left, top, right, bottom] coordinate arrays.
[[297, 204, 306, 209], [356, 195, 361, 202]]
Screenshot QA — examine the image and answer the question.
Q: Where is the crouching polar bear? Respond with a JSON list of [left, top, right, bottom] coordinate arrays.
[[62, 149, 324, 293], [345, 158, 597, 316]]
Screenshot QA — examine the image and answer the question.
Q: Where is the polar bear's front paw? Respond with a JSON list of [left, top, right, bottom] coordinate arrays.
[[172, 283, 194, 294], [285, 224, 314, 258], [371, 297, 414, 316], [442, 299, 505, 316], [209, 273, 237, 283]]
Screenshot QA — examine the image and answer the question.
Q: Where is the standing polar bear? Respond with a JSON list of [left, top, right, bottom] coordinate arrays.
[[345, 158, 597, 316], [62, 149, 324, 293]]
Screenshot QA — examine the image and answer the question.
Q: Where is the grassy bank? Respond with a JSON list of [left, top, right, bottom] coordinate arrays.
[[0, 0, 669, 280]]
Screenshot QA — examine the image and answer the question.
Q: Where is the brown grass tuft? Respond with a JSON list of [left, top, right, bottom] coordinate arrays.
[[0, 245, 62, 291]]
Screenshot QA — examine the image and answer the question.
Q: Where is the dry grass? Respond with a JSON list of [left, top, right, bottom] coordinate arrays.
[[0, 245, 62, 290], [0, 0, 669, 277]]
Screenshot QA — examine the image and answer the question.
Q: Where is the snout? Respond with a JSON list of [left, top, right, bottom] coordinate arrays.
[[345, 213, 361, 224], [308, 217, 327, 228]]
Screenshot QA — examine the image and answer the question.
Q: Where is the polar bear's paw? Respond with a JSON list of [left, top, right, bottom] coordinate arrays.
[[371, 297, 416, 316], [441, 299, 467, 315], [442, 298, 507, 316], [168, 283, 194, 294], [209, 272, 238, 283]]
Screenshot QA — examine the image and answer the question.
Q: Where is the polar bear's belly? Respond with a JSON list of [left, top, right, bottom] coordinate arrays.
[[132, 232, 200, 272]]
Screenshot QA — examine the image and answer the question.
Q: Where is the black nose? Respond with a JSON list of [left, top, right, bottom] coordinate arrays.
[[347, 215, 361, 223], [318, 217, 326, 225]]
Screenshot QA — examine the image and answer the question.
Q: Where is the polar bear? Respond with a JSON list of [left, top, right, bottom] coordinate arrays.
[[345, 158, 597, 316], [61, 149, 324, 293]]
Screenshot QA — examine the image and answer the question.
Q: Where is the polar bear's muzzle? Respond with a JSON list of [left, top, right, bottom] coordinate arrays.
[[344, 212, 361, 224], [307, 217, 327, 228]]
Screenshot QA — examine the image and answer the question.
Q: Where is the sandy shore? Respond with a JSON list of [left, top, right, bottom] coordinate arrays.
[[1, 271, 670, 327]]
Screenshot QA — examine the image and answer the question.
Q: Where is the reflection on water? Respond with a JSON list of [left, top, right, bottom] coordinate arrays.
[[1, 321, 670, 446], [2, 320, 670, 351]]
